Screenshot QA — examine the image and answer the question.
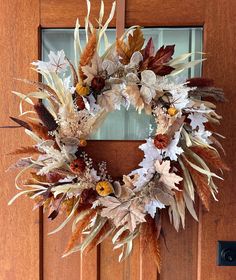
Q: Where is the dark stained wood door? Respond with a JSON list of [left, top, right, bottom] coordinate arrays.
[[0, 1, 235, 279]]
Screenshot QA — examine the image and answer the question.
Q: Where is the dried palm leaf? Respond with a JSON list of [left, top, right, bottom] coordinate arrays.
[[28, 121, 53, 140], [141, 215, 162, 272], [182, 156, 211, 210], [10, 116, 32, 131], [66, 58, 78, 87], [8, 146, 40, 155], [84, 220, 113, 253], [190, 146, 229, 171], [64, 209, 96, 254]]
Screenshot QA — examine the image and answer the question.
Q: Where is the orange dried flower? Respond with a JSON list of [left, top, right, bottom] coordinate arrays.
[[154, 134, 169, 149], [96, 181, 113, 196], [167, 107, 178, 116], [78, 139, 87, 147], [70, 158, 86, 174]]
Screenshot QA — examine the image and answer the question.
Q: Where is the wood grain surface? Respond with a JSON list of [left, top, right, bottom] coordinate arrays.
[[0, 1, 41, 280], [41, 0, 116, 28]]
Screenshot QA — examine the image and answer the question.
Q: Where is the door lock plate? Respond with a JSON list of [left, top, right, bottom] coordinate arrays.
[[218, 241, 236, 266]]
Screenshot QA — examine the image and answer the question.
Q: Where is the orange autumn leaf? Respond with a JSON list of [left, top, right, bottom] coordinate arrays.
[[116, 27, 144, 65]]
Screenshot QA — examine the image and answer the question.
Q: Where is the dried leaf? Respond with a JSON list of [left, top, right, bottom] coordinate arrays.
[[125, 85, 152, 114], [141, 45, 175, 76], [183, 156, 211, 210], [10, 117, 32, 131], [16, 78, 58, 100], [190, 146, 229, 171], [34, 102, 58, 131], [64, 209, 96, 254], [84, 220, 112, 253], [28, 121, 53, 140], [155, 160, 183, 190], [141, 38, 155, 60], [187, 77, 214, 88], [8, 146, 40, 155], [99, 197, 146, 232], [66, 58, 78, 86], [140, 215, 161, 272], [116, 27, 144, 65], [167, 116, 185, 138]]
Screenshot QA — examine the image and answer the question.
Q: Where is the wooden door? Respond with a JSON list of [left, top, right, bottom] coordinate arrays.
[[1, 0, 235, 279]]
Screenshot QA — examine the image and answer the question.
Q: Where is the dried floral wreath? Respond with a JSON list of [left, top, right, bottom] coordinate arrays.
[[7, 1, 228, 271]]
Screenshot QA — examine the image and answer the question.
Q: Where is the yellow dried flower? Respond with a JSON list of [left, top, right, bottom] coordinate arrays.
[[76, 82, 89, 96], [167, 107, 178, 116], [96, 181, 113, 196], [78, 139, 87, 147]]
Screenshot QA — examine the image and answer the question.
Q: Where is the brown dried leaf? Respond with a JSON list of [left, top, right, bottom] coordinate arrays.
[[64, 209, 96, 254], [116, 27, 144, 65], [140, 215, 161, 273], [84, 220, 112, 254], [34, 102, 58, 131], [66, 58, 79, 87], [167, 116, 185, 138], [183, 156, 211, 211], [140, 45, 175, 76], [10, 116, 32, 131], [187, 77, 214, 88], [190, 146, 229, 171], [28, 121, 53, 140], [8, 146, 40, 155]]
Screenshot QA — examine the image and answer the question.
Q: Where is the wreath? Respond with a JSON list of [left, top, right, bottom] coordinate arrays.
[[7, 1, 228, 271]]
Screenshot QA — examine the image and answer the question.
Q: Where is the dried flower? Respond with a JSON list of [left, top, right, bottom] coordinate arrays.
[[167, 107, 178, 116], [78, 139, 87, 147], [75, 82, 89, 96], [70, 158, 86, 174], [154, 134, 170, 149], [91, 76, 105, 91], [96, 181, 113, 196]]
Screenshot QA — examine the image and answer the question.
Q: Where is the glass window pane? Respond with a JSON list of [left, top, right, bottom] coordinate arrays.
[[42, 27, 202, 140]]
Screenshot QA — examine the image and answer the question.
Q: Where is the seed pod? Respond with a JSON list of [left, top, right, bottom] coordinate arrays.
[[154, 134, 170, 149], [91, 76, 105, 91], [78, 139, 87, 147], [70, 158, 86, 174], [76, 96, 86, 110]]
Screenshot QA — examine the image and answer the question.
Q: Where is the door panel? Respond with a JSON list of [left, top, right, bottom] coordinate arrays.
[[0, 1, 41, 280], [1, 1, 235, 279]]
